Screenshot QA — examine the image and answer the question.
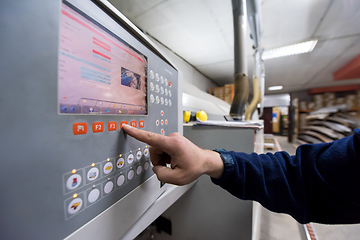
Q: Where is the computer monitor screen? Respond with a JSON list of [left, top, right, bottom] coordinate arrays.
[[58, 2, 148, 115]]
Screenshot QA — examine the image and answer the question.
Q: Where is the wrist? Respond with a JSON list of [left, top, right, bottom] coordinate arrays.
[[202, 149, 224, 179]]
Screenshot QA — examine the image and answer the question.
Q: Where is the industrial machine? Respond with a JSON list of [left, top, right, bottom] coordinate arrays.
[[0, 0, 179, 239]]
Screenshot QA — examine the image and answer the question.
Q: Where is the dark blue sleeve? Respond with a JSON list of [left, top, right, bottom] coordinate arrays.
[[211, 128, 360, 224]]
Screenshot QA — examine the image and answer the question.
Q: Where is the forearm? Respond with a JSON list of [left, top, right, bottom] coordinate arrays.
[[211, 129, 360, 224]]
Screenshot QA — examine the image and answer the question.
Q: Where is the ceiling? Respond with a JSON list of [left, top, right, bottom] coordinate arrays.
[[109, 0, 360, 94]]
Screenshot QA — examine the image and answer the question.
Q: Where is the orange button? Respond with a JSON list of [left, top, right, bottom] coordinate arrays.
[[73, 123, 88, 135], [168, 81, 171, 87], [139, 120, 145, 128], [92, 122, 104, 133], [130, 121, 137, 128], [120, 121, 128, 130], [108, 121, 117, 131]]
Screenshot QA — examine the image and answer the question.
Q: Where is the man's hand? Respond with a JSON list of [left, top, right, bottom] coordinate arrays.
[[123, 125, 224, 185]]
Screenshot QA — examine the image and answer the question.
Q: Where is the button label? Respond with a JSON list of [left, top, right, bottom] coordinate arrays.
[[108, 121, 117, 131], [73, 123, 88, 135], [130, 121, 137, 128], [92, 122, 104, 133]]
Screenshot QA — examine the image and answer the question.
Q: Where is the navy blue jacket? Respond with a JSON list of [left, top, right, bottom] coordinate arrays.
[[211, 129, 360, 224]]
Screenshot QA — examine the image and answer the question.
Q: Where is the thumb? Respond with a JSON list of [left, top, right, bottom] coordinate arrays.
[[153, 166, 183, 185]]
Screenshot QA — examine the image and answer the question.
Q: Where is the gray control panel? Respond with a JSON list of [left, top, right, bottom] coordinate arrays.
[[0, 0, 178, 239]]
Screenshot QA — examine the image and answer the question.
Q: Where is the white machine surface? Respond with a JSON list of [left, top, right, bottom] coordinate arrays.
[[0, 0, 184, 239]]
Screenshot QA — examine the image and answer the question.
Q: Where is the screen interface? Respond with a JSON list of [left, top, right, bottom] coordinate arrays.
[[58, 1, 148, 115]]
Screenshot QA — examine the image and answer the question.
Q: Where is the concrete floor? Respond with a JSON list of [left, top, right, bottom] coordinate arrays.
[[259, 135, 360, 240]]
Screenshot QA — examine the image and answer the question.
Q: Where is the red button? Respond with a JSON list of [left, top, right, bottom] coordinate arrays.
[[139, 120, 145, 128], [73, 123, 88, 135], [120, 121, 128, 130], [168, 81, 171, 87], [92, 122, 104, 133], [108, 121, 117, 131], [130, 121, 137, 128], [161, 120, 164, 125]]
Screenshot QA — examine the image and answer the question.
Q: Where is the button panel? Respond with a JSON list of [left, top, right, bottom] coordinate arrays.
[[63, 145, 152, 218]]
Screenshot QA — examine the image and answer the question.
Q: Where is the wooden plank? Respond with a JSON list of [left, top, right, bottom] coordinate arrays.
[[300, 130, 333, 143], [302, 126, 339, 139], [308, 121, 351, 135], [298, 135, 322, 144]]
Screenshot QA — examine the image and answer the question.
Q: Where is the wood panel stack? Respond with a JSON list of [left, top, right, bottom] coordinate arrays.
[[209, 84, 234, 105]]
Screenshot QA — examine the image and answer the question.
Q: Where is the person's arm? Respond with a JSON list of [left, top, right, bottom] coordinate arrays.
[[211, 128, 360, 224], [123, 124, 360, 224]]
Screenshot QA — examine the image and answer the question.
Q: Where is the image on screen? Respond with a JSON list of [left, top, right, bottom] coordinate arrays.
[[58, 1, 147, 115], [121, 68, 141, 90]]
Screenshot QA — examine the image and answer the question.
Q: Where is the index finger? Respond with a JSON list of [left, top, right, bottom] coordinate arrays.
[[123, 124, 170, 149]]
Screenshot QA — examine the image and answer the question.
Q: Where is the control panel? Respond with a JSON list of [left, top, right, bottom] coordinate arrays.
[[0, 0, 178, 239]]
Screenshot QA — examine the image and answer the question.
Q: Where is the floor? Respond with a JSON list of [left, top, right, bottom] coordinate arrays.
[[259, 135, 360, 240]]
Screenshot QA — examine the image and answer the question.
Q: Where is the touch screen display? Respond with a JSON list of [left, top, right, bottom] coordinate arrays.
[[58, 1, 147, 115]]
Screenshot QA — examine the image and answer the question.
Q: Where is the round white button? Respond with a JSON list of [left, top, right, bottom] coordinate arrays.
[[165, 88, 168, 96], [66, 174, 82, 190], [165, 78, 168, 85], [144, 162, 149, 170], [160, 76, 164, 84], [165, 99, 168, 105], [104, 181, 114, 194], [155, 84, 159, 93], [136, 150, 142, 160], [68, 198, 83, 215], [169, 90, 172, 97], [160, 87, 164, 94], [117, 175, 125, 186], [116, 158, 125, 169], [155, 96, 160, 104], [127, 153, 134, 164], [144, 148, 149, 157], [87, 167, 99, 181], [137, 165, 143, 175], [150, 82, 154, 91], [88, 189, 100, 203], [128, 170, 135, 180], [155, 73, 159, 81], [150, 70, 154, 79], [103, 162, 113, 175], [160, 97, 164, 105], [169, 100, 172, 106], [150, 94, 155, 103]]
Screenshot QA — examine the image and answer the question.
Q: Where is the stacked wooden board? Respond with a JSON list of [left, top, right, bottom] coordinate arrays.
[[298, 111, 359, 144]]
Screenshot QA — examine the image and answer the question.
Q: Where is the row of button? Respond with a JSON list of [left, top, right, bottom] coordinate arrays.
[[65, 160, 150, 218], [149, 70, 172, 87], [149, 82, 172, 96], [73, 120, 144, 135], [64, 147, 150, 194], [149, 95, 172, 106]]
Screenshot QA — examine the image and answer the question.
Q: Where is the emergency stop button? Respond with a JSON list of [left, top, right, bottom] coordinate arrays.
[[73, 123, 88, 135]]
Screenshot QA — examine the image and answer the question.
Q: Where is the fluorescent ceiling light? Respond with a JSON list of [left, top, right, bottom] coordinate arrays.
[[268, 85, 283, 91], [263, 40, 318, 60]]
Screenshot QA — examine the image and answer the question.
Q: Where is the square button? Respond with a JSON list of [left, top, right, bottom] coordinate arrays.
[[108, 121, 117, 131], [120, 121, 128, 130], [73, 123, 88, 135], [92, 122, 104, 133], [130, 121, 137, 128], [139, 120, 145, 128]]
